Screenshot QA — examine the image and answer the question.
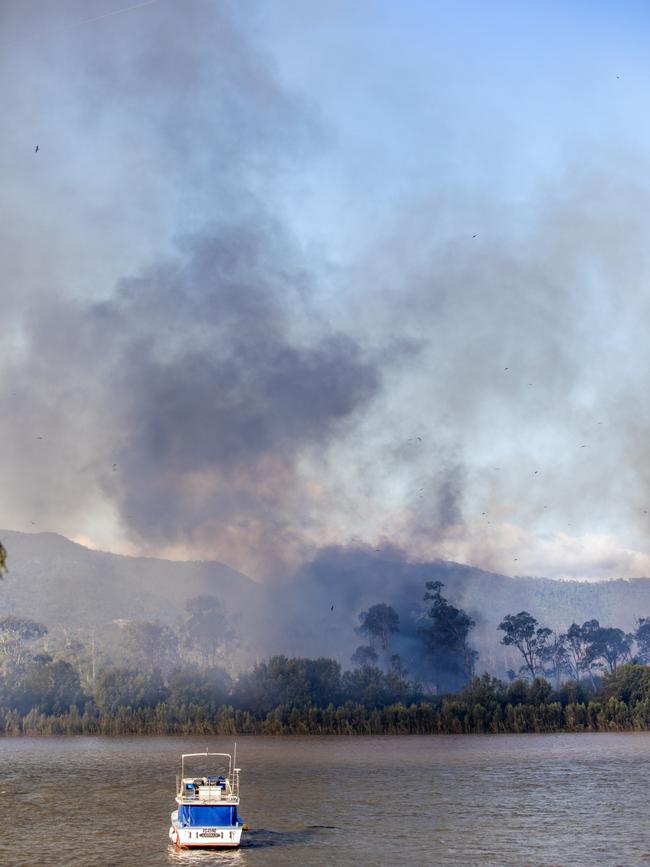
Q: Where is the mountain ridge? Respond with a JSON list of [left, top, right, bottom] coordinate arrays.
[[3, 530, 650, 674]]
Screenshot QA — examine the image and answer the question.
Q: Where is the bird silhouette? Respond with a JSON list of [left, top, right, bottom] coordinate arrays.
[[34, 145, 39, 153], [330, 605, 334, 612], [472, 234, 478, 238]]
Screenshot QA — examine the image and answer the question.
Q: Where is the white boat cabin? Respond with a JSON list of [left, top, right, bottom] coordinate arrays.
[[169, 750, 244, 849]]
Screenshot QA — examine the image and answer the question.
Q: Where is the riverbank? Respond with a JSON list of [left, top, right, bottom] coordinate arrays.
[[2, 696, 647, 736], [4, 663, 650, 736]]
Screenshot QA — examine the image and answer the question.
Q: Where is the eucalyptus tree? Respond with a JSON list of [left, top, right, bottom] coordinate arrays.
[[563, 620, 599, 683], [120, 620, 179, 676], [585, 624, 631, 675], [498, 611, 551, 680], [0, 616, 48, 669], [351, 645, 379, 667], [356, 603, 400, 652], [541, 632, 570, 690], [420, 580, 478, 686], [633, 617, 650, 663], [183, 595, 236, 668], [386, 653, 412, 703]]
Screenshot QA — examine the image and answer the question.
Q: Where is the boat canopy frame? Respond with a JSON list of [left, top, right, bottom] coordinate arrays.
[[180, 749, 235, 781]]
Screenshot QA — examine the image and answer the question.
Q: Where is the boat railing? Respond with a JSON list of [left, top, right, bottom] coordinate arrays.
[[176, 771, 240, 802], [231, 767, 240, 800], [175, 750, 241, 802]]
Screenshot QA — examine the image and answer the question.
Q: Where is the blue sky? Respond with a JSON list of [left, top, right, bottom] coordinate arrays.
[[258, 0, 650, 239], [2, 0, 650, 582]]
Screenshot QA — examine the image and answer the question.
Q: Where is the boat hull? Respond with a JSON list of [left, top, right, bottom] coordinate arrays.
[[169, 823, 242, 849]]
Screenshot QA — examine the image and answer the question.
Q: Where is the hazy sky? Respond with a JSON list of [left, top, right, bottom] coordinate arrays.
[[3, 0, 650, 581]]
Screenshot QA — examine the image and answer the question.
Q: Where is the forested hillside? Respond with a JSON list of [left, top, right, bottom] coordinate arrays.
[[4, 531, 650, 676]]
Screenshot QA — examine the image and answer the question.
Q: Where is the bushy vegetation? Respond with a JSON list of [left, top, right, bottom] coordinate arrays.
[[5, 665, 650, 736], [3, 544, 650, 736]]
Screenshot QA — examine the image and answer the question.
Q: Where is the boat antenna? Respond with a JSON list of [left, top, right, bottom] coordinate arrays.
[[234, 741, 237, 771]]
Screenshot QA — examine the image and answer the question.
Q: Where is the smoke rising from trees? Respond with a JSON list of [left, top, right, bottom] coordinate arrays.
[[3, 2, 650, 583]]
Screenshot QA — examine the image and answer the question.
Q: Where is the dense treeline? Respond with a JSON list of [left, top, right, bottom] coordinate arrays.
[[5, 665, 650, 735], [0, 577, 478, 729], [5, 539, 650, 735], [0, 653, 423, 731]]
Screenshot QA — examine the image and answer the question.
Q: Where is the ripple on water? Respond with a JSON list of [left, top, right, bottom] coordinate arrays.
[[1, 734, 650, 866]]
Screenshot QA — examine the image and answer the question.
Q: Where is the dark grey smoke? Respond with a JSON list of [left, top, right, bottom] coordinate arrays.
[[0, 0, 383, 575], [98, 225, 381, 549], [4, 0, 650, 584]]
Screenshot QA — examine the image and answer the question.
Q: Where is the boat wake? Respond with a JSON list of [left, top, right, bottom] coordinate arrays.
[[241, 825, 337, 849]]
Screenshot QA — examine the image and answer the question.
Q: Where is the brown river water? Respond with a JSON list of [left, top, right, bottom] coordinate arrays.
[[0, 733, 649, 866]]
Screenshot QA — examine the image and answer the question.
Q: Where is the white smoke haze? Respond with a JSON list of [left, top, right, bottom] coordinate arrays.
[[2, 1, 650, 587]]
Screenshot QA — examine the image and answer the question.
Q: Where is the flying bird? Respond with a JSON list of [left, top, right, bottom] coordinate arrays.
[[35, 436, 43, 440], [330, 605, 334, 612], [34, 145, 39, 153], [472, 234, 478, 238]]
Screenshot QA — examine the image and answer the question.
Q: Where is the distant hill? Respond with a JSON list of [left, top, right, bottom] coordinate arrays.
[[0, 530, 258, 629], [2, 531, 650, 675], [283, 547, 650, 673]]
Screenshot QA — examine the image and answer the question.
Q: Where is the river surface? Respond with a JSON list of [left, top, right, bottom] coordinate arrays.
[[1, 733, 649, 866]]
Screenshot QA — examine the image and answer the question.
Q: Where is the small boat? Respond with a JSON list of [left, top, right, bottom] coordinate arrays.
[[169, 748, 245, 849]]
